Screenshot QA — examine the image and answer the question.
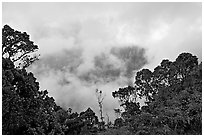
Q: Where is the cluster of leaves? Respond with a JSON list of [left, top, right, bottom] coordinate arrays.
[[2, 25, 39, 68], [112, 53, 202, 135], [2, 25, 100, 135], [3, 57, 58, 134]]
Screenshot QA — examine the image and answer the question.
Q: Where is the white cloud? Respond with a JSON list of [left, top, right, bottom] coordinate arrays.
[[3, 2, 202, 121]]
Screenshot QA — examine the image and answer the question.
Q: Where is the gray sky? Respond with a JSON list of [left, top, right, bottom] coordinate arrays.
[[2, 2, 202, 121]]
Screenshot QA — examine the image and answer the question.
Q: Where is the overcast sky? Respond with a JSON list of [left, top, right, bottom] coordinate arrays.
[[2, 2, 202, 121]]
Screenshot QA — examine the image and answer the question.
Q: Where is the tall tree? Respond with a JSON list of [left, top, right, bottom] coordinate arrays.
[[95, 89, 105, 123], [2, 57, 63, 134], [112, 52, 202, 135], [2, 25, 62, 135], [2, 25, 39, 68], [2, 25, 101, 135]]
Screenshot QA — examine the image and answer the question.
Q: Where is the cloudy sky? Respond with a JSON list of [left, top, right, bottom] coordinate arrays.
[[2, 2, 202, 121]]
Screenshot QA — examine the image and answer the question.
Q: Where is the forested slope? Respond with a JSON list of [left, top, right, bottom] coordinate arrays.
[[2, 25, 202, 135]]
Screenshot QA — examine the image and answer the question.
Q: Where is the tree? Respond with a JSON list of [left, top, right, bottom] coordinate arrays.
[[112, 85, 140, 124], [2, 25, 39, 68], [3, 25, 103, 135], [2, 57, 100, 135], [112, 52, 202, 135], [112, 86, 137, 106], [79, 108, 99, 134], [114, 118, 123, 128], [95, 89, 105, 122], [2, 25, 63, 135], [95, 89, 106, 130], [2, 57, 63, 134]]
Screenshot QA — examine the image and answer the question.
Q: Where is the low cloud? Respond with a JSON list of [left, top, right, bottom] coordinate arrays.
[[29, 45, 147, 121], [110, 46, 147, 78], [4, 2, 201, 121]]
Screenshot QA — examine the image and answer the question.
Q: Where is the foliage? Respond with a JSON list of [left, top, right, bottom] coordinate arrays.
[[112, 53, 202, 135], [114, 118, 124, 127], [97, 126, 132, 135], [2, 25, 201, 135], [2, 56, 102, 135], [2, 25, 100, 135], [2, 25, 39, 68], [112, 86, 136, 106], [3, 57, 58, 134]]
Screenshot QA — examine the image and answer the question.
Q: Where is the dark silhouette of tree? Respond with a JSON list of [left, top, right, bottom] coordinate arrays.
[[112, 86, 137, 106], [2, 25, 100, 135], [114, 118, 123, 128], [79, 107, 99, 134], [2, 57, 63, 134], [2, 25, 39, 68], [112, 52, 202, 135], [112, 85, 141, 126], [2, 25, 201, 135]]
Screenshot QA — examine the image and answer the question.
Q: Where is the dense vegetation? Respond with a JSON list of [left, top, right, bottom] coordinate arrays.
[[2, 25, 202, 135], [112, 53, 202, 135]]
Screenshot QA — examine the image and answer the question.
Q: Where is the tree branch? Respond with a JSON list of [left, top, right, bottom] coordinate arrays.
[[12, 51, 30, 62]]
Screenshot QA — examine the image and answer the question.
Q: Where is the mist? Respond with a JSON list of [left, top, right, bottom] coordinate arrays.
[[3, 2, 202, 122], [29, 45, 147, 121]]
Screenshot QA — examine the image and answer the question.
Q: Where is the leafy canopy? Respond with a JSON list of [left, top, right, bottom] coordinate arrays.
[[112, 52, 202, 135], [2, 25, 39, 68]]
